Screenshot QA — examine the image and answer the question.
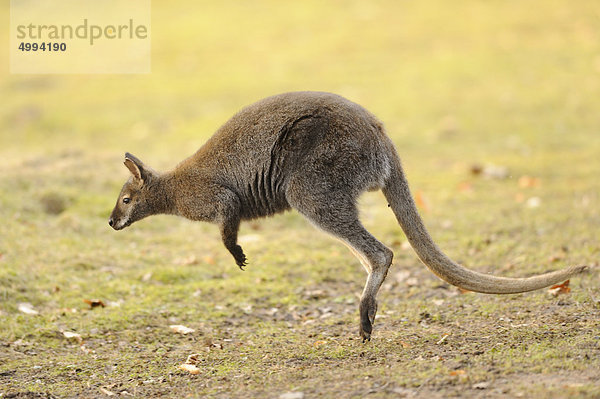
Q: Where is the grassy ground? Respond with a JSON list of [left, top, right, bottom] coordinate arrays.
[[1, 1, 600, 398]]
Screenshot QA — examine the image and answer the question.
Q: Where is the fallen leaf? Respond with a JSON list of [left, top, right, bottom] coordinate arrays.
[[406, 277, 419, 287], [62, 331, 83, 343], [436, 333, 450, 345], [99, 387, 116, 396], [204, 338, 223, 350], [169, 325, 195, 335], [179, 363, 200, 375], [548, 280, 571, 296], [279, 392, 304, 399], [400, 341, 411, 349], [303, 289, 327, 299], [175, 255, 198, 266], [482, 165, 509, 179], [450, 370, 466, 376], [473, 382, 490, 389], [471, 164, 509, 179], [202, 255, 215, 265], [458, 182, 473, 193], [470, 164, 483, 175], [185, 353, 201, 364], [525, 196, 541, 208], [83, 299, 105, 308], [415, 190, 430, 212], [18, 303, 39, 315], [515, 193, 525, 203], [518, 175, 540, 188], [313, 340, 327, 347]]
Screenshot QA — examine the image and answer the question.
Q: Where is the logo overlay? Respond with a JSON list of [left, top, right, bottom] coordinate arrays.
[[10, 0, 151, 74]]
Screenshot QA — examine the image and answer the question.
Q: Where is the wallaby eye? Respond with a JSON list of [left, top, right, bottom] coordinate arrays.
[[123, 197, 131, 204]]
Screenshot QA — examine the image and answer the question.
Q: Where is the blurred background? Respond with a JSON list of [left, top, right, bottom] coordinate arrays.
[[2, 1, 599, 159], [1, 0, 599, 283]]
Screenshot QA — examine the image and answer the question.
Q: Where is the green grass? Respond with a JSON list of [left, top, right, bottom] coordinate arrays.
[[1, 0, 600, 398]]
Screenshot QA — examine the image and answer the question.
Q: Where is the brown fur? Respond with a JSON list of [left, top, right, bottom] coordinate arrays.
[[109, 91, 587, 341]]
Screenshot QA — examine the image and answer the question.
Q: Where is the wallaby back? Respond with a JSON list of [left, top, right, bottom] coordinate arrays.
[[175, 91, 392, 219]]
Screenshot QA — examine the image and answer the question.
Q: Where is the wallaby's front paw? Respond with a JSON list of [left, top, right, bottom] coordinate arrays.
[[232, 245, 247, 270]]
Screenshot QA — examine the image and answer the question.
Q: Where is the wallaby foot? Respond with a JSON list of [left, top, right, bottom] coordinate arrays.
[[359, 296, 378, 342]]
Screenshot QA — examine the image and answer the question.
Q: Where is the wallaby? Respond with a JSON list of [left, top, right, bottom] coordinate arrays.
[[109, 91, 587, 341]]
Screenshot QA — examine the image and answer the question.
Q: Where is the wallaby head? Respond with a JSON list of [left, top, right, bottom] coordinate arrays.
[[109, 152, 160, 230]]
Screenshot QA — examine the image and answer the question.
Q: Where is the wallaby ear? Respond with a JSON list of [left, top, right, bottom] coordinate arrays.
[[124, 152, 150, 183]]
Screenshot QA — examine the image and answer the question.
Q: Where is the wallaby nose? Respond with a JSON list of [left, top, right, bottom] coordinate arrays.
[[108, 218, 114, 227]]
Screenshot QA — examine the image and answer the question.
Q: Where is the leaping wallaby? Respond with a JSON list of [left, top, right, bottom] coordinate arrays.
[[109, 91, 587, 341]]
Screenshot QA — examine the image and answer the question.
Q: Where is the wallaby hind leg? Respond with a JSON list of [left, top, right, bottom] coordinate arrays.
[[286, 189, 393, 342]]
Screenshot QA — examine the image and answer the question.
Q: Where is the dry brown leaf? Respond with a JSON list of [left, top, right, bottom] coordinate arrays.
[[549, 253, 565, 263], [179, 363, 200, 375], [202, 256, 216, 265], [470, 164, 483, 175], [99, 387, 116, 396], [83, 299, 105, 309], [414, 190, 430, 212], [313, 340, 327, 347], [62, 331, 83, 343], [400, 341, 411, 349], [185, 353, 200, 364], [175, 255, 198, 266], [548, 280, 571, 296], [449, 370, 466, 376], [169, 325, 195, 335], [518, 175, 540, 188], [458, 182, 473, 193], [515, 193, 525, 203]]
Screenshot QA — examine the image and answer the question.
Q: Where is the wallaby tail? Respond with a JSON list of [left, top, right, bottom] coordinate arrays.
[[382, 155, 587, 294]]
